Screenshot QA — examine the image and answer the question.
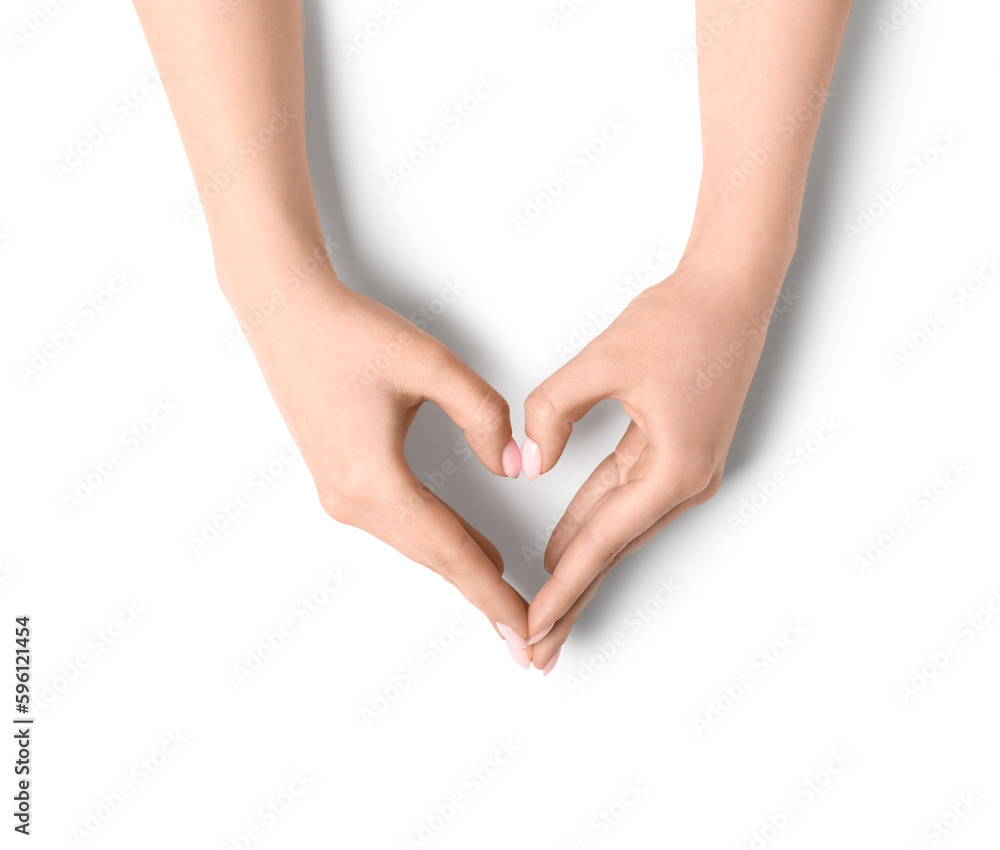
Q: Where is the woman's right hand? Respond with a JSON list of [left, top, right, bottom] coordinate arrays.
[[225, 254, 532, 661]]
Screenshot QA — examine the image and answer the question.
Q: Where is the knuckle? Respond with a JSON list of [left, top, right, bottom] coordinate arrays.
[[318, 488, 341, 518], [318, 487, 358, 525], [334, 464, 373, 504], [472, 388, 510, 435], [586, 333, 625, 365], [702, 470, 723, 500], [420, 340, 454, 373], [674, 456, 716, 497], [424, 534, 472, 581], [595, 457, 624, 490], [578, 522, 616, 571], [364, 471, 420, 517], [525, 387, 558, 424]]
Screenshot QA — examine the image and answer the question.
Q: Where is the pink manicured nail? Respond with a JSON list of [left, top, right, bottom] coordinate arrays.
[[521, 438, 541, 480], [526, 624, 553, 646], [506, 640, 531, 670], [496, 622, 526, 648], [542, 647, 561, 676], [501, 438, 522, 479]]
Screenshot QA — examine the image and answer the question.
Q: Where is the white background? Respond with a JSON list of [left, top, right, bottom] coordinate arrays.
[[2, 0, 999, 847]]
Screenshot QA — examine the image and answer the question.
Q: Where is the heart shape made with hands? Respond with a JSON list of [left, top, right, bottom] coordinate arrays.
[[421, 277, 764, 675], [451, 415, 658, 678], [257, 275, 757, 677]]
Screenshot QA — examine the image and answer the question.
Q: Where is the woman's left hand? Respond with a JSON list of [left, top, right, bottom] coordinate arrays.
[[520, 258, 785, 672]]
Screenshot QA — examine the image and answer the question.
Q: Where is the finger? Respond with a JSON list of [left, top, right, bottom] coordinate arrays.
[[530, 492, 706, 671], [526, 451, 678, 641], [397, 400, 505, 573], [542, 456, 617, 575], [529, 563, 615, 672], [418, 347, 517, 478], [377, 472, 531, 647], [544, 422, 648, 573], [334, 481, 516, 615], [442, 501, 504, 576], [522, 345, 619, 479]]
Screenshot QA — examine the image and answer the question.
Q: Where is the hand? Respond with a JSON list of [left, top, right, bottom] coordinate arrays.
[[521, 259, 785, 672], [226, 256, 533, 656]]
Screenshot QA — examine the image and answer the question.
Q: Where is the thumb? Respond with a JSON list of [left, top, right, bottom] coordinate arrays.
[[523, 347, 616, 480], [423, 349, 519, 478]]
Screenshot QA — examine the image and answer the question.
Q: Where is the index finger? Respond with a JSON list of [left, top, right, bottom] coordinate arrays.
[[377, 471, 532, 648], [526, 480, 663, 639], [526, 448, 685, 643]]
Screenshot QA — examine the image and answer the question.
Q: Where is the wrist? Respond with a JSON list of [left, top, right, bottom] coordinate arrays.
[[680, 162, 805, 280], [214, 226, 344, 318], [205, 184, 334, 294], [676, 234, 793, 300], [668, 230, 794, 321], [676, 210, 798, 310], [198, 158, 328, 280]]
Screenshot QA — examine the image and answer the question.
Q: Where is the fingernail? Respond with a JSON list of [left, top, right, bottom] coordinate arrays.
[[542, 647, 561, 676], [501, 438, 522, 479], [526, 623, 553, 645], [506, 640, 531, 670], [496, 622, 526, 648], [521, 438, 541, 480]]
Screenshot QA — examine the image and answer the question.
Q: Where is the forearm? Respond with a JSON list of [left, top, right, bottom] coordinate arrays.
[[131, 0, 330, 295], [682, 0, 854, 290]]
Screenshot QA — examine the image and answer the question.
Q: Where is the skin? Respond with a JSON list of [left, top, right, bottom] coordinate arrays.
[[524, 0, 855, 670], [131, 0, 854, 671], [131, 0, 530, 639]]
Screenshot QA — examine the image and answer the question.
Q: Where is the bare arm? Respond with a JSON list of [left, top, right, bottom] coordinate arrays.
[[131, 0, 532, 654], [684, 0, 855, 282], [132, 0, 325, 287], [523, 0, 855, 673]]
